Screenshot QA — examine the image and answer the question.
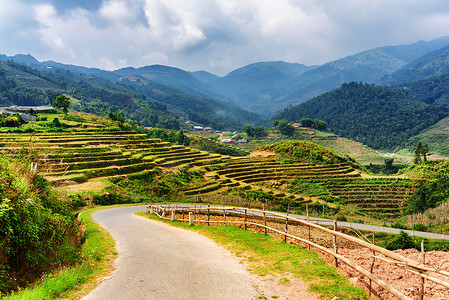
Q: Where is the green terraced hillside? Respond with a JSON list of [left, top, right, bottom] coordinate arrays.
[[0, 113, 421, 221]]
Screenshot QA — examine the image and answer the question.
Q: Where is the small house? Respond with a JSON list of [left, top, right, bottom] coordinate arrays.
[[220, 139, 233, 144], [193, 126, 204, 130]]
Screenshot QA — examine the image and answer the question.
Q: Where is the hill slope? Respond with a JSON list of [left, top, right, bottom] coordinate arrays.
[[273, 82, 448, 150], [385, 45, 449, 85], [190, 37, 449, 114], [0, 60, 262, 130]]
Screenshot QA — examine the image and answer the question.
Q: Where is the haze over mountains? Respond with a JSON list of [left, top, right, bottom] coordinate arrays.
[[3, 36, 449, 153], [3, 36, 449, 115]]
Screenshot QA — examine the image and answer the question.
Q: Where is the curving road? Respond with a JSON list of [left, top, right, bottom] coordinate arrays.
[[82, 206, 261, 300], [157, 204, 449, 241]]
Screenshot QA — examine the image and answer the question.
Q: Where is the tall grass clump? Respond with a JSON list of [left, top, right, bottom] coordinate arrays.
[[0, 150, 82, 295]]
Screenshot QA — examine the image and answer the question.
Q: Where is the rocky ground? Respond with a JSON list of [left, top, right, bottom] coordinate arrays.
[[187, 212, 449, 299]]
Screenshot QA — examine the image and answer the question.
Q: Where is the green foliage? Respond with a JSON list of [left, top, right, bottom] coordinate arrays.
[[299, 118, 328, 131], [413, 142, 429, 164], [273, 119, 295, 136], [108, 112, 125, 123], [0, 155, 81, 294], [406, 176, 449, 214], [53, 95, 71, 114], [243, 125, 268, 138], [274, 82, 448, 150], [0, 114, 26, 127], [259, 140, 355, 166], [384, 231, 417, 250]]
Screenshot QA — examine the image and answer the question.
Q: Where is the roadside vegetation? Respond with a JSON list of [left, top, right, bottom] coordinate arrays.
[[0, 152, 82, 295], [2, 205, 117, 299], [3, 109, 449, 298]]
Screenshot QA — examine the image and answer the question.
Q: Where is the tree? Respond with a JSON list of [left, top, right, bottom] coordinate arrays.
[[243, 125, 255, 137], [275, 119, 295, 136], [244, 125, 268, 138], [53, 95, 71, 114], [413, 142, 429, 164]]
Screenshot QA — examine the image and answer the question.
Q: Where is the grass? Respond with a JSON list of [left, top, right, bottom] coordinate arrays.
[[3, 206, 117, 300], [139, 212, 368, 300]]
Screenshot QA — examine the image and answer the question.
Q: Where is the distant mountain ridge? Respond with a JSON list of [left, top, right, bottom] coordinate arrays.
[[384, 44, 449, 85], [273, 82, 448, 150], [0, 60, 262, 130], [3, 36, 449, 116]]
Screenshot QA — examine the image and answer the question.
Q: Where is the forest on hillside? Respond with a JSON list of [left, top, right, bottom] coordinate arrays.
[[274, 82, 448, 150], [0, 60, 261, 131]]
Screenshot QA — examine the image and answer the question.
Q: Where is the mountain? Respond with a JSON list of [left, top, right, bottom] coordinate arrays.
[[0, 59, 262, 130], [273, 37, 449, 112], [401, 73, 449, 105], [5, 36, 449, 117], [114, 65, 223, 101], [273, 82, 448, 150], [196, 61, 314, 114], [187, 36, 449, 114], [384, 45, 449, 85], [0, 60, 181, 129]]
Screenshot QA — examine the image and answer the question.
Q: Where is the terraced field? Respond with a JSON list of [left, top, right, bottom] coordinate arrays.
[[320, 178, 418, 218], [0, 130, 225, 185], [0, 126, 418, 219]]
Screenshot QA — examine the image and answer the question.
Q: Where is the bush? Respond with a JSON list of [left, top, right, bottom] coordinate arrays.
[[384, 231, 417, 250], [0, 156, 82, 294], [412, 223, 427, 232]]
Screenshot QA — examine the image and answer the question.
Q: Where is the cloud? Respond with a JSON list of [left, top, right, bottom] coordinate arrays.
[[2, 0, 449, 75]]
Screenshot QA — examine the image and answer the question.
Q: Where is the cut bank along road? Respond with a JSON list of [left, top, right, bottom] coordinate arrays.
[[82, 206, 260, 300]]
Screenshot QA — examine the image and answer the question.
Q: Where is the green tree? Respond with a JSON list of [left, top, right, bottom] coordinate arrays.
[[243, 125, 255, 137], [413, 142, 429, 164], [385, 231, 417, 250], [275, 119, 295, 136], [53, 95, 71, 114]]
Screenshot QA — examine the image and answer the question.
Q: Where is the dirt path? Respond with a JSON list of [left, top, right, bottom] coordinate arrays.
[[82, 206, 314, 300]]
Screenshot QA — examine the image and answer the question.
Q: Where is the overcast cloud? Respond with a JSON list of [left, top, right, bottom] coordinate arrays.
[[2, 0, 449, 75]]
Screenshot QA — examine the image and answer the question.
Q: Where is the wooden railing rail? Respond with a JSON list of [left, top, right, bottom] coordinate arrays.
[[146, 204, 449, 299]]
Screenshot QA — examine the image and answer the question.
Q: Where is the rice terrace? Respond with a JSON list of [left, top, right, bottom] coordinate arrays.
[[4, 11, 449, 298], [2, 110, 449, 299]]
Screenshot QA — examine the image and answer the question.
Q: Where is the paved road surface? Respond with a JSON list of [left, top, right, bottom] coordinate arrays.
[[82, 206, 260, 300]]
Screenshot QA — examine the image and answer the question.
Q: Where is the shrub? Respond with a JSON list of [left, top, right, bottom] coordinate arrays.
[[0, 156, 82, 294], [412, 223, 427, 232], [384, 231, 417, 250]]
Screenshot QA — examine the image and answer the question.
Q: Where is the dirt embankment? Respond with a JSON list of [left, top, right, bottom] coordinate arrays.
[[184, 213, 449, 299]]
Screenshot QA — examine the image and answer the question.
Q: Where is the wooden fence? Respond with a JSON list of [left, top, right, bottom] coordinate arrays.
[[147, 204, 449, 300]]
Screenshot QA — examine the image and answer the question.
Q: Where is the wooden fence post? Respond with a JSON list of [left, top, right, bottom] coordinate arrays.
[[307, 204, 311, 250], [419, 239, 425, 300], [333, 219, 338, 267], [207, 204, 210, 226], [244, 208, 247, 230], [189, 212, 194, 226], [171, 210, 175, 221], [370, 229, 376, 297], [284, 204, 290, 243], [263, 204, 267, 235], [284, 217, 288, 243], [223, 209, 227, 226]]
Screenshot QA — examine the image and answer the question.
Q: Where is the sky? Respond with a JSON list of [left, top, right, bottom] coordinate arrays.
[[2, 0, 449, 76]]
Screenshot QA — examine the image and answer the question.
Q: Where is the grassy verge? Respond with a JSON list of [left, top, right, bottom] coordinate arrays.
[[138, 212, 368, 300], [3, 207, 117, 300]]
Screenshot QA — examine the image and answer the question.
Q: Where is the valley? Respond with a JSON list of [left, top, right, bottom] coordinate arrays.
[[4, 34, 449, 299]]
